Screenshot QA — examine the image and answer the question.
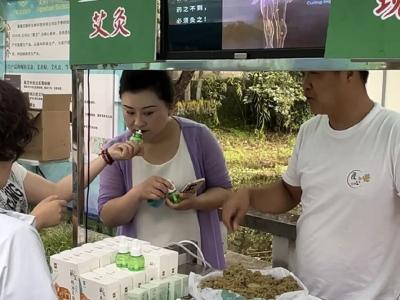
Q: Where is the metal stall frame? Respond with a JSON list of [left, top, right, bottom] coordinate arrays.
[[71, 58, 394, 266]]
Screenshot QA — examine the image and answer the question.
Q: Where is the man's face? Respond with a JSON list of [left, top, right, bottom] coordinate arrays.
[[0, 161, 13, 188], [302, 71, 344, 115]]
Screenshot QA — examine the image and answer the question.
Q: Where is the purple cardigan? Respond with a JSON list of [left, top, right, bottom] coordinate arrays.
[[98, 117, 232, 269]]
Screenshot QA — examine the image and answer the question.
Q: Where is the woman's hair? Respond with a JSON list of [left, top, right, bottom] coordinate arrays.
[[0, 80, 37, 161], [119, 70, 174, 106]]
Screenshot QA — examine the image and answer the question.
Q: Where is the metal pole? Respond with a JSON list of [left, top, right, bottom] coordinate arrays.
[[72, 69, 86, 246], [381, 70, 387, 108]]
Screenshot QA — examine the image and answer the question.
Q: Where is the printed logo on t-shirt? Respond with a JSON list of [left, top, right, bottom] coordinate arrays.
[[347, 170, 371, 188], [0, 171, 27, 213]]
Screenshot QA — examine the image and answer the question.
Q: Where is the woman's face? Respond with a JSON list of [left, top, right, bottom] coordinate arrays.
[[121, 90, 173, 142]]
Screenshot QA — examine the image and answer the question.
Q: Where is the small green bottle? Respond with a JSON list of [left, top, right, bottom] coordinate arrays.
[[115, 240, 129, 268], [128, 242, 145, 272], [130, 129, 143, 143], [168, 183, 181, 204]]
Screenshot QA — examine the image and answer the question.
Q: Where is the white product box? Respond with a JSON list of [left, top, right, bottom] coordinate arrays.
[[50, 251, 100, 300], [165, 276, 182, 300], [145, 266, 159, 283], [127, 288, 148, 300], [80, 272, 120, 300], [158, 249, 179, 276], [80, 247, 114, 267], [131, 270, 147, 288], [98, 238, 120, 248], [112, 235, 136, 244], [143, 249, 178, 279], [152, 279, 169, 300], [102, 264, 146, 289], [173, 274, 189, 297], [93, 241, 119, 256], [141, 283, 159, 300], [142, 245, 161, 253], [95, 267, 134, 300]]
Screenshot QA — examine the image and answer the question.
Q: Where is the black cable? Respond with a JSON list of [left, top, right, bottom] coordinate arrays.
[[85, 70, 91, 243], [4, 22, 8, 77], [112, 69, 115, 137]]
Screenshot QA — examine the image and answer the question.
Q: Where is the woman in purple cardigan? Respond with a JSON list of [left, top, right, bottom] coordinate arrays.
[[98, 70, 232, 269]]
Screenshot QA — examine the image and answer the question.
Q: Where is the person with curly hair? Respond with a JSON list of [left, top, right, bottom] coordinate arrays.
[[0, 80, 139, 230], [0, 79, 140, 300]]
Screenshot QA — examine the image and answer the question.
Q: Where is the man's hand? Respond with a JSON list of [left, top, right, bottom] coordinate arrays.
[[222, 189, 251, 232], [108, 141, 144, 161], [31, 195, 67, 230]]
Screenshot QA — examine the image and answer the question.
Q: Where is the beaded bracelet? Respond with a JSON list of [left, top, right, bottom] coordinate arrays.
[[100, 149, 114, 165]]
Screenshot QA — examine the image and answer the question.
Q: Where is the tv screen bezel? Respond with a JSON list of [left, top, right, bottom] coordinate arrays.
[[159, 0, 327, 60]]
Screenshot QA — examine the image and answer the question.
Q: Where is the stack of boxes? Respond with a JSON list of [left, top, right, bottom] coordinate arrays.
[[50, 236, 189, 300]]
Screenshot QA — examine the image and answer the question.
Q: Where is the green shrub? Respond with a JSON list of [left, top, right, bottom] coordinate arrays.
[[200, 72, 311, 132], [40, 223, 72, 262], [244, 72, 312, 132], [201, 77, 228, 103], [201, 76, 248, 128], [176, 99, 221, 127]]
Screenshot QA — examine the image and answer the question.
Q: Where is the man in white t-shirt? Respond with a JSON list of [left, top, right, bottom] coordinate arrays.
[[223, 71, 400, 299]]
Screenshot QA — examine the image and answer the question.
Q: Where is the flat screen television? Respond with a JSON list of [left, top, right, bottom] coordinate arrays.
[[160, 0, 331, 59]]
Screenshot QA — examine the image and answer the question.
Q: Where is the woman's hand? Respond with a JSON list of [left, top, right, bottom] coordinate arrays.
[[31, 195, 68, 230], [135, 176, 172, 201], [108, 141, 144, 161], [165, 192, 199, 210]]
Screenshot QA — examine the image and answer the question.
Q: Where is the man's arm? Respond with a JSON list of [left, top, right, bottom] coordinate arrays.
[[249, 179, 301, 214], [222, 179, 301, 231]]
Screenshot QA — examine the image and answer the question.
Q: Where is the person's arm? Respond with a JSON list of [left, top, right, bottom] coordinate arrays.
[[100, 176, 171, 227], [166, 187, 231, 211], [223, 123, 306, 231], [194, 180, 302, 214], [192, 187, 231, 210], [99, 188, 142, 227], [248, 179, 301, 214], [24, 141, 138, 204], [168, 125, 233, 211], [30, 195, 68, 230], [222, 179, 301, 231]]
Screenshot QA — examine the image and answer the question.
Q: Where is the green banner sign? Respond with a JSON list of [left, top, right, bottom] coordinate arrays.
[[325, 0, 400, 59], [70, 0, 156, 65]]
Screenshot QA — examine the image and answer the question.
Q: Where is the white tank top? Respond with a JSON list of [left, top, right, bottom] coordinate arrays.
[[133, 132, 201, 247]]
